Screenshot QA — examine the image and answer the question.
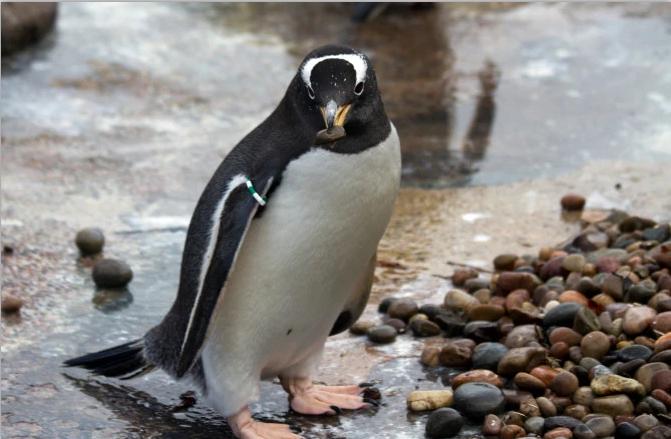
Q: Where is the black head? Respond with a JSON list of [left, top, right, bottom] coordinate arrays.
[[294, 45, 385, 139]]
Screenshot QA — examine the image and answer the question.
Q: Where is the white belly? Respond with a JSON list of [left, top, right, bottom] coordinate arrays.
[[203, 126, 400, 383]]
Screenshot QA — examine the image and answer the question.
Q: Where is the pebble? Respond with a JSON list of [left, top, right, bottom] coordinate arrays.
[[468, 304, 505, 321], [591, 395, 634, 417], [585, 415, 616, 437], [501, 424, 526, 439], [505, 324, 540, 348], [444, 289, 479, 312], [378, 297, 397, 313], [563, 254, 587, 273], [453, 382, 505, 419], [573, 387, 595, 406], [545, 427, 573, 439], [544, 302, 583, 328], [92, 258, 133, 288], [544, 416, 583, 431], [439, 342, 472, 367], [617, 345, 652, 362], [564, 404, 589, 420], [550, 371, 579, 397], [407, 389, 453, 412], [387, 298, 419, 321], [581, 331, 611, 360], [484, 414, 503, 436], [634, 363, 669, 393], [574, 424, 596, 439], [520, 397, 542, 417], [75, 227, 105, 255], [633, 414, 658, 433], [472, 342, 508, 371], [526, 416, 546, 435], [420, 346, 441, 367], [349, 320, 375, 335], [650, 370, 671, 392], [574, 307, 602, 335], [550, 327, 583, 346], [614, 422, 641, 439], [452, 268, 478, 287], [384, 317, 406, 333], [515, 372, 547, 394], [425, 407, 464, 438], [602, 274, 624, 300], [537, 396, 558, 417], [410, 318, 441, 337], [498, 347, 547, 376], [434, 314, 465, 336], [562, 194, 586, 211], [452, 370, 503, 389], [420, 304, 443, 320], [652, 311, 671, 333], [1, 293, 23, 313], [495, 254, 519, 271], [497, 271, 541, 294], [622, 306, 656, 336], [591, 374, 645, 397], [366, 325, 397, 343]]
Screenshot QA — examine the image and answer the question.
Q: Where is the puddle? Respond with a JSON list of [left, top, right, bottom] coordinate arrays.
[[2, 2, 671, 438]]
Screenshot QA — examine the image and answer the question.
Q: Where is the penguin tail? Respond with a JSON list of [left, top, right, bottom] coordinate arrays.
[[63, 339, 155, 380]]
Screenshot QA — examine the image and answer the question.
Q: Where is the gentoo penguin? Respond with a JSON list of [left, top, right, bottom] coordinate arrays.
[[65, 44, 401, 439]]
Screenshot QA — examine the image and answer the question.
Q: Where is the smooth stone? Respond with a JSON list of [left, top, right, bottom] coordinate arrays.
[[495, 254, 519, 271], [465, 277, 490, 293], [560, 290, 590, 307], [652, 311, 671, 333], [650, 370, 671, 392], [585, 416, 616, 437], [505, 324, 541, 348], [574, 307, 602, 335], [617, 345, 652, 362], [497, 271, 541, 294], [473, 342, 508, 371], [501, 424, 526, 439], [638, 395, 668, 415], [378, 297, 398, 313], [641, 426, 671, 439], [544, 302, 583, 328], [75, 227, 105, 255], [628, 284, 656, 304], [452, 268, 479, 287], [433, 314, 465, 336], [410, 318, 441, 337], [550, 371, 579, 397], [643, 224, 670, 242], [421, 346, 441, 367], [564, 254, 587, 273], [622, 306, 656, 336], [407, 389, 454, 411], [526, 416, 546, 435], [591, 395, 634, 417], [384, 317, 407, 333], [614, 422, 641, 439], [453, 382, 505, 419], [634, 363, 669, 393], [439, 342, 472, 367], [367, 325, 397, 343], [520, 397, 542, 417], [574, 424, 597, 439], [581, 331, 611, 360], [564, 404, 589, 420], [468, 304, 505, 322], [537, 396, 558, 417], [1, 293, 23, 313], [463, 320, 500, 342], [550, 327, 583, 346], [545, 427, 573, 439], [633, 415, 658, 433], [444, 289, 479, 312], [498, 347, 548, 376], [426, 407, 464, 438], [92, 258, 133, 288], [387, 298, 419, 321], [420, 304, 443, 320], [515, 372, 547, 395], [483, 414, 503, 436], [452, 369, 503, 389], [573, 387, 595, 406], [613, 359, 646, 377], [473, 288, 493, 304], [544, 416, 583, 431], [602, 274, 624, 300], [349, 320, 375, 335], [562, 194, 586, 211]]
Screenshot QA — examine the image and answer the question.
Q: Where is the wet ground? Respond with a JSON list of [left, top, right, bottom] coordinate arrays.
[[2, 3, 671, 438]]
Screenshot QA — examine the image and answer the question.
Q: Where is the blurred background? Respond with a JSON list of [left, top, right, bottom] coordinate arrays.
[[2, 3, 671, 438]]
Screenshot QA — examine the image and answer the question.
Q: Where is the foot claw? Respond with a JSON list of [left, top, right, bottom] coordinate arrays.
[[282, 377, 371, 416]]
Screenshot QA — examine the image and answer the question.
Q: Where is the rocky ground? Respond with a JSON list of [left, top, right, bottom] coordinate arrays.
[[2, 3, 671, 439]]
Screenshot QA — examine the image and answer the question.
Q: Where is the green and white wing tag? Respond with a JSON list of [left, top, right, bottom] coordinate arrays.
[[245, 178, 267, 206]]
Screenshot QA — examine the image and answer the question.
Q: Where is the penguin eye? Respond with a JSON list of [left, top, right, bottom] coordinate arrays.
[[306, 85, 315, 100], [354, 81, 365, 96]]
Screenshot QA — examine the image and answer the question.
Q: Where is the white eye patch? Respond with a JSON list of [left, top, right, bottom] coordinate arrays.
[[301, 54, 368, 88]]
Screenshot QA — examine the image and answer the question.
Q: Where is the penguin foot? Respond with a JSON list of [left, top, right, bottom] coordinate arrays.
[[228, 406, 301, 439], [281, 377, 368, 416]]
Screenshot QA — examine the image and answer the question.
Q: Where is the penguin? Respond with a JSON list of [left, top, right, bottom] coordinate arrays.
[[65, 44, 401, 439]]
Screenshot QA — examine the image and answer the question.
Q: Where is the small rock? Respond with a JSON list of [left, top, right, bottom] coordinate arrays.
[[349, 320, 375, 335], [520, 397, 542, 417], [537, 396, 558, 417], [614, 422, 641, 439], [494, 254, 519, 271], [633, 414, 658, 433], [1, 293, 23, 313], [585, 415, 615, 437], [484, 414, 503, 436], [407, 389, 454, 412], [526, 416, 546, 435], [602, 274, 624, 300], [617, 345, 652, 362], [572, 387, 594, 406], [498, 347, 547, 376], [444, 289, 479, 313], [563, 254, 587, 273], [550, 371, 579, 397], [642, 426, 671, 439], [580, 331, 611, 360], [634, 363, 669, 393], [619, 216, 656, 233], [384, 317, 406, 333], [550, 327, 583, 346], [420, 304, 443, 320], [543, 302, 582, 329], [573, 307, 601, 335], [622, 306, 656, 336], [421, 346, 442, 367], [452, 268, 478, 287], [75, 227, 105, 255], [515, 372, 547, 395], [453, 382, 505, 419], [501, 424, 526, 439], [652, 311, 671, 333], [650, 370, 671, 392], [591, 374, 645, 397], [545, 427, 573, 439], [425, 407, 464, 438], [505, 324, 540, 348], [468, 304, 505, 322], [439, 342, 472, 367], [497, 271, 541, 294], [591, 394, 634, 417], [463, 320, 500, 342], [387, 298, 419, 321], [366, 325, 396, 344], [410, 318, 441, 337], [544, 416, 583, 430], [92, 258, 133, 288], [378, 297, 398, 313], [562, 194, 586, 211], [574, 424, 596, 439], [472, 342, 508, 371], [564, 404, 589, 420], [452, 369, 503, 389], [433, 314, 465, 336]]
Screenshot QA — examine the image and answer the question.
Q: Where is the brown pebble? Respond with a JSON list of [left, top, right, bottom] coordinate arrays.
[[452, 369, 503, 389], [537, 396, 557, 417], [652, 311, 671, 333], [452, 268, 478, 286], [651, 389, 671, 407], [550, 371, 579, 397], [515, 372, 547, 395], [501, 424, 526, 439], [549, 327, 582, 346], [420, 346, 441, 367], [561, 194, 586, 211], [551, 341, 570, 360], [650, 370, 671, 392], [564, 404, 589, 420], [519, 397, 541, 417], [580, 331, 611, 360], [1, 293, 23, 313], [530, 366, 560, 386], [483, 414, 502, 435], [468, 304, 505, 322], [622, 305, 656, 336], [655, 333, 671, 352], [349, 320, 375, 335], [387, 299, 419, 321], [439, 342, 472, 367], [545, 427, 573, 439]]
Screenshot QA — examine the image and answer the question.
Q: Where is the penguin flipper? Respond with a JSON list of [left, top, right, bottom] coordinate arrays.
[[174, 174, 275, 378]]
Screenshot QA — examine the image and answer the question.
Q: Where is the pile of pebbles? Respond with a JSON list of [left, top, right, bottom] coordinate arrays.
[[351, 207, 671, 439]]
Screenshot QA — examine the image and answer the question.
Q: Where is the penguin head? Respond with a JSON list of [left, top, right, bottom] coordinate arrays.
[[297, 45, 382, 135]]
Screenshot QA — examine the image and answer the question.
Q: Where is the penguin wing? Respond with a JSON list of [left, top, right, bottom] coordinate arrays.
[[174, 172, 275, 378]]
